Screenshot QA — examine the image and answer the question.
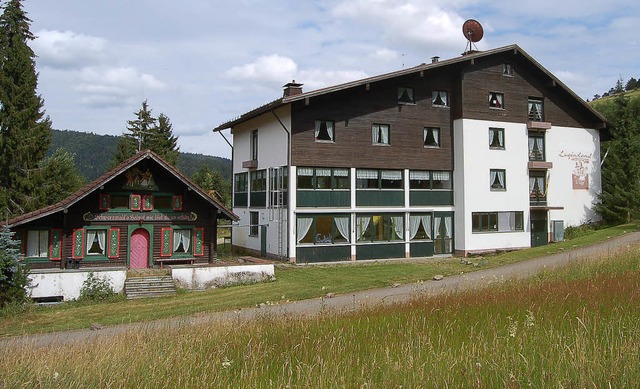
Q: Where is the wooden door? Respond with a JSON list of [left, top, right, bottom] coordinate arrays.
[[130, 228, 149, 269]]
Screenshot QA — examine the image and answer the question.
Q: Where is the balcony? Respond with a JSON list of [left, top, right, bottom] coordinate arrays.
[[242, 160, 258, 169]]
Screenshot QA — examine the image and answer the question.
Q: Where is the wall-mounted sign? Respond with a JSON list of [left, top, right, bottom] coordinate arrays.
[[83, 212, 198, 222], [559, 150, 592, 190]]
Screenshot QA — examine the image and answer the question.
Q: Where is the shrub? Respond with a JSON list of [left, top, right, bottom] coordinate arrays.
[[79, 272, 115, 302], [564, 222, 599, 240]]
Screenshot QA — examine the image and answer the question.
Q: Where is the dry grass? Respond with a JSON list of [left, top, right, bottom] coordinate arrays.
[[2, 246, 639, 387]]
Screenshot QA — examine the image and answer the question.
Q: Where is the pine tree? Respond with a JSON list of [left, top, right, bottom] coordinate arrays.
[[149, 113, 180, 165], [0, 0, 53, 216], [31, 149, 85, 208], [0, 223, 30, 308], [596, 94, 640, 223], [191, 166, 231, 207]]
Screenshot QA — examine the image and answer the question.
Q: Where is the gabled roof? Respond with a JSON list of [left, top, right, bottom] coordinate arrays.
[[213, 44, 606, 131], [6, 149, 238, 227]]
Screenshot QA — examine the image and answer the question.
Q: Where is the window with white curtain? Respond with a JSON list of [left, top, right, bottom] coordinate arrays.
[[296, 215, 350, 245], [398, 87, 415, 104], [173, 229, 192, 253], [432, 91, 448, 107], [489, 127, 505, 149], [424, 127, 440, 147], [490, 169, 506, 191], [357, 214, 404, 242], [315, 120, 335, 142], [409, 213, 433, 240], [86, 229, 107, 256], [528, 134, 545, 161], [502, 63, 513, 76], [528, 98, 544, 121], [372, 124, 390, 145], [489, 92, 504, 109], [27, 230, 48, 258], [472, 212, 524, 232]]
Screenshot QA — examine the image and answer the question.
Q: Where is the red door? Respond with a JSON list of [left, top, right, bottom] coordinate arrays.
[[130, 229, 150, 269]]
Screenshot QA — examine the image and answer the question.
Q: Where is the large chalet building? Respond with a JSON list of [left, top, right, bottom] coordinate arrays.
[[213, 45, 607, 263]]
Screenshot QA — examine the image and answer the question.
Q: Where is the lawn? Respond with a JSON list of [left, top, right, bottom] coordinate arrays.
[[0, 223, 635, 338], [1, 231, 639, 387]]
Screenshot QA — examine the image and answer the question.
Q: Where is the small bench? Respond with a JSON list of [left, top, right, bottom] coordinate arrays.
[[155, 258, 195, 269]]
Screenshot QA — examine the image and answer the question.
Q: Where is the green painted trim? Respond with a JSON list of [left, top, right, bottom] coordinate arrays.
[[356, 243, 404, 260], [296, 245, 351, 263], [356, 190, 404, 207], [127, 224, 154, 267], [296, 190, 350, 207], [409, 190, 454, 206]]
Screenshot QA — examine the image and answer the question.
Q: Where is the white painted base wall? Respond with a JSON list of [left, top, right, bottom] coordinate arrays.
[[28, 268, 127, 301], [171, 264, 275, 290]]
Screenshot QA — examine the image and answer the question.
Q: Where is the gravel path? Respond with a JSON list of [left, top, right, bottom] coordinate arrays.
[[2, 231, 639, 349]]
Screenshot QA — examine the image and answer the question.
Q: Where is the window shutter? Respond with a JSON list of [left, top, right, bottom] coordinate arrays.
[[108, 228, 120, 258], [194, 227, 204, 256], [72, 229, 85, 259], [130, 194, 141, 211], [160, 227, 173, 257], [172, 195, 183, 211], [49, 229, 62, 261], [142, 195, 154, 211], [99, 194, 110, 210]]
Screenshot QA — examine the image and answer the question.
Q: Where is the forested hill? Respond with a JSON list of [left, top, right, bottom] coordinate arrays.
[[47, 129, 231, 181]]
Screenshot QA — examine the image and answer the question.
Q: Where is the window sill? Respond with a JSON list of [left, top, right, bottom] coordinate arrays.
[[432, 105, 450, 108], [423, 145, 441, 149], [489, 146, 505, 150], [372, 143, 391, 146], [398, 102, 416, 106], [490, 189, 507, 192], [489, 107, 505, 110], [314, 140, 335, 143]]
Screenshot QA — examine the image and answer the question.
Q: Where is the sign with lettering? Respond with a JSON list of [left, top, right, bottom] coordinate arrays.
[[83, 212, 198, 222], [559, 150, 592, 190]]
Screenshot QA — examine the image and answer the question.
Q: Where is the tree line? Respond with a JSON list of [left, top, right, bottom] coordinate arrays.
[[591, 77, 640, 101]]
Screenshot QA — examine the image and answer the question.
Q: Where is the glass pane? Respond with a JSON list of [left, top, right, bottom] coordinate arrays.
[[432, 171, 452, 189], [334, 175, 350, 189], [314, 216, 333, 243], [371, 215, 386, 241]]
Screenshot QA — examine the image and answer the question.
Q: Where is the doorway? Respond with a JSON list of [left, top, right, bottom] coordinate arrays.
[[530, 211, 548, 247], [130, 228, 150, 268]]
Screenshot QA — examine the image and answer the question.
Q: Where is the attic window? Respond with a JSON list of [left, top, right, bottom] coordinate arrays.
[[432, 91, 449, 107], [398, 87, 415, 104], [315, 120, 335, 142], [503, 63, 513, 76], [489, 92, 504, 109]]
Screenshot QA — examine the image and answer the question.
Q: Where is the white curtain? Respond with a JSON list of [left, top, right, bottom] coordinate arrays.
[[497, 170, 505, 188], [296, 217, 313, 244], [444, 217, 452, 251], [528, 137, 536, 156], [535, 138, 544, 155], [27, 230, 44, 257], [432, 171, 450, 181], [409, 215, 421, 240], [334, 168, 348, 177], [380, 125, 389, 144], [410, 171, 429, 180], [498, 212, 511, 232], [86, 230, 96, 254], [391, 216, 404, 240], [421, 215, 432, 239], [439, 91, 447, 106], [381, 170, 402, 180], [97, 230, 106, 253], [434, 217, 441, 238], [357, 216, 371, 241], [314, 121, 321, 138], [357, 169, 378, 179], [316, 168, 331, 177], [529, 177, 537, 193], [173, 230, 191, 252], [372, 125, 380, 143], [334, 216, 350, 242], [490, 170, 497, 187], [298, 167, 314, 176], [326, 121, 334, 140]]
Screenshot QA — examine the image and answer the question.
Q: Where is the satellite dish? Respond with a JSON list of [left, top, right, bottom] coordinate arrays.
[[462, 19, 483, 54]]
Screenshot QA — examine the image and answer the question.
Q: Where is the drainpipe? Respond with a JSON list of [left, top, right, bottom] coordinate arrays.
[[271, 109, 291, 261]]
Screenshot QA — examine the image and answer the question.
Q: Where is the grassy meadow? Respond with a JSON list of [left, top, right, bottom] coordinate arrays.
[[1, 236, 639, 387]]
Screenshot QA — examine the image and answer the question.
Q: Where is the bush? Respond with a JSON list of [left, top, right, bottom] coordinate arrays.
[[564, 222, 599, 240], [79, 272, 115, 302]]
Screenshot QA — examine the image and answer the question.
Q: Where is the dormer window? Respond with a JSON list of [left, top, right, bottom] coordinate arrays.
[[432, 91, 448, 107], [502, 63, 513, 76], [489, 92, 504, 109], [398, 87, 415, 104], [315, 120, 335, 142], [528, 98, 544, 121]]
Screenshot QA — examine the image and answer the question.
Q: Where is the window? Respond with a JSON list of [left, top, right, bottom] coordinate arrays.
[[432, 91, 448, 107], [154, 196, 173, 209], [423, 127, 440, 147], [251, 129, 258, 160], [409, 213, 433, 241], [250, 170, 266, 192], [297, 167, 350, 190], [529, 171, 547, 204], [315, 120, 335, 142], [250, 212, 259, 237], [528, 133, 545, 161], [356, 214, 404, 242], [528, 97, 544, 121], [409, 171, 452, 190], [490, 169, 506, 191], [296, 215, 350, 245], [86, 229, 107, 256], [26, 230, 48, 258], [489, 127, 505, 149], [357, 169, 402, 189], [472, 211, 524, 232], [372, 124, 390, 145], [235, 172, 248, 192], [269, 166, 288, 208], [489, 92, 504, 109], [172, 229, 192, 254], [111, 195, 129, 208], [502, 63, 513, 76], [398, 87, 415, 104]]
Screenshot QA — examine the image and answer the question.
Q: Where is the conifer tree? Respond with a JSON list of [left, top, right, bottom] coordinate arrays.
[[0, 0, 53, 216], [0, 224, 30, 308], [149, 113, 180, 165], [596, 94, 640, 223]]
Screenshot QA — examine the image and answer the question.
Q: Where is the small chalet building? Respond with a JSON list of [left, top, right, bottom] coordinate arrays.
[[7, 150, 238, 270], [213, 45, 607, 263]]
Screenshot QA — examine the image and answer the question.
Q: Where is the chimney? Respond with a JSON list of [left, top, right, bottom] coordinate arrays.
[[283, 80, 303, 97], [431, 56, 440, 64]]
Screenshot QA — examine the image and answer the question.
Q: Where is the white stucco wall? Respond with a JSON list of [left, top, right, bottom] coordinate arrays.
[[232, 105, 290, 257], [171, 264, 275, 290], [28, 268, 127, 301]]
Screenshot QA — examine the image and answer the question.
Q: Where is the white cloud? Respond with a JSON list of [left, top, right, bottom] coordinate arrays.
[[74, 67, 166, 108], [32, 29, 107, 69], [298, 69, 369, 91], [225, 55, 298, 86]]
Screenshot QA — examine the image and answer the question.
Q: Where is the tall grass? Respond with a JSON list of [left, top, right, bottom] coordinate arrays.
[[2, 246, 639, 387]]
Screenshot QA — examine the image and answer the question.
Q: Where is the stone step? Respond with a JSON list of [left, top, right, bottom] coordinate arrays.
[[124, 275, 177, 300]]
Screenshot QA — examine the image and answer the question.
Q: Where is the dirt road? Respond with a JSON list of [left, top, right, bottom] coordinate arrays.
[[2, 231, 639, 349]]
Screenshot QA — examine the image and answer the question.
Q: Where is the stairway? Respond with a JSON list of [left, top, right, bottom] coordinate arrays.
[[124, 275, 177, 300]]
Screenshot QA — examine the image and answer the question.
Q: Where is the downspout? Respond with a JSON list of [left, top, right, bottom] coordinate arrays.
[[271, 109, 291, 261], [217, 129, 234, 258]]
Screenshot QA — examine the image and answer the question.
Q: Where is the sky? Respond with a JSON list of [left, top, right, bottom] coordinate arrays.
[[16, 0, 640, 160]]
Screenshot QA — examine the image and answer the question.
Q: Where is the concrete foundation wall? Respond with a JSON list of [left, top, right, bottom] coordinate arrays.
[[28, 268, 127, 301], [171, 264, 275, 290]]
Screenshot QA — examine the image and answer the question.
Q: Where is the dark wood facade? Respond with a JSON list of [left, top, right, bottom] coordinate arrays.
[[8, 151, 236, 270]]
